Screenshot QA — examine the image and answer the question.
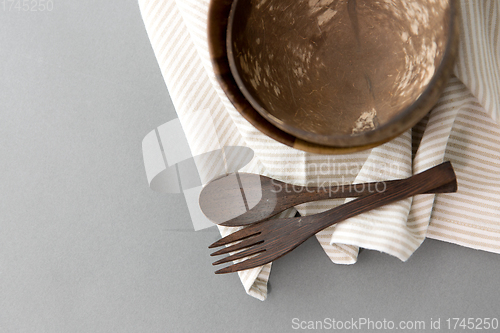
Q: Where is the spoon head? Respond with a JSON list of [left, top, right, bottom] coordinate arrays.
[[199, 173, 280, 226]]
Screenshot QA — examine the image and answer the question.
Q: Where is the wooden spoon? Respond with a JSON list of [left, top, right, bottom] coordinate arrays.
[[199, 169, 455, 227], [209, 161, 457, 274]]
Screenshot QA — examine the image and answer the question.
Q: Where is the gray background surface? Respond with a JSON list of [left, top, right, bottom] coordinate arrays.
[[1, 1, 499, 332]]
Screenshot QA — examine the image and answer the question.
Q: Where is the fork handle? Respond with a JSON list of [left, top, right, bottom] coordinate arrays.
[[283, 175, 455, 202], [304, 161, 457, 234]]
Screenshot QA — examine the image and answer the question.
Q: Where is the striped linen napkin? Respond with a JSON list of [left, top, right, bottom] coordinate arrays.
[[139, 0, 500, 300]]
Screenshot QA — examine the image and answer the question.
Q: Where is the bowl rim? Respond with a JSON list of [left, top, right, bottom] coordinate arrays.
[[208, 0, 459, 153]]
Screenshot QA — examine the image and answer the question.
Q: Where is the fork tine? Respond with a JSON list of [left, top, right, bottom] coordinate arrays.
[[212, 246, 265, 265], [214, 253, 268, 274], [210, 238, 264, 256], [208, 227, 261, 248]]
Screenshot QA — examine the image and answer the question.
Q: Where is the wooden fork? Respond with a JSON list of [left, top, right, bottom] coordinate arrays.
[[209, 161, 457, 274]]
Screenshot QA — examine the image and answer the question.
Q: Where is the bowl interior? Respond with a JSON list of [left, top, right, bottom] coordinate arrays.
[[227, 0, 454, 147]]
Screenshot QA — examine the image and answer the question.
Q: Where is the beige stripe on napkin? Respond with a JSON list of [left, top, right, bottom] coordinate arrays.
[[139, 0, 500, 300]]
